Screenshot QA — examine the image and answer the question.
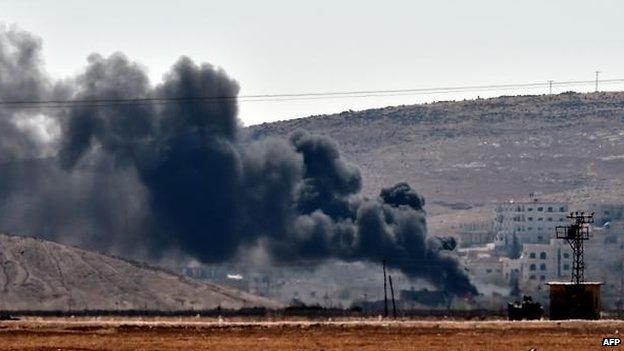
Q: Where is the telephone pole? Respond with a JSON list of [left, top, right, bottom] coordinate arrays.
[[382, 260, 388, 317], [389, 275, 397, 319], [620, 245, 623, 319], [595, 71, 601, 92], [548, 80, 554, 94], [620, 258, 623, 319]]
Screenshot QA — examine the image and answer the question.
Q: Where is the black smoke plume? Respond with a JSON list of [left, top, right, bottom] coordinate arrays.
[[0, 26, 476, 296]]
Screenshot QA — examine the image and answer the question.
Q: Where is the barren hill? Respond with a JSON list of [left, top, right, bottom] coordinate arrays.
[[249, 91, 624, 233], [0, 233, 279, 311]]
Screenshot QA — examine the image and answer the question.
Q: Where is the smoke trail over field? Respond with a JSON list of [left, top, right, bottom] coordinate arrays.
[[0, 26, 476, 296]]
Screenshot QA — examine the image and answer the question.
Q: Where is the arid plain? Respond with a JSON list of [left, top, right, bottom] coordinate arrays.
[[0, 318, 622, 351]]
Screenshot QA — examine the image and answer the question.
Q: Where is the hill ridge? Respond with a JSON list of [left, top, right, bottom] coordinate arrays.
[[0, 233, 279, 311], [249, 91, 624, 233]]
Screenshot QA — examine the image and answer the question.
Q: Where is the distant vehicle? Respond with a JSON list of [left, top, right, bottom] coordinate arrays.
[[507, 295, 543, 320]]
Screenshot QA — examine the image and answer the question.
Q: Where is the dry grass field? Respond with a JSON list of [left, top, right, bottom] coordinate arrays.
[[0, 317, 622, 351]]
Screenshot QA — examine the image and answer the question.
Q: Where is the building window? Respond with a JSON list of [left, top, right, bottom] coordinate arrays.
[[538, 218, 543, 221], [563, 253, 570, 259], [529, 275, 536, 280], [486, 269, 492, 273], [540, 252, 547, 259], [548, 207, 553, 212], [540, 263, 546, 270], [548, 217, 553, 221], [528, 208, 533, 212], [540, 275, 546, 280], [530, 264, 536, 271], [537, 235, 543, 241], [537, 207, 543, 212], [563, 264, 569, 270], [559, 207, 565, 212], [528, 217, 533, 221], [529, 253, 536, 259]]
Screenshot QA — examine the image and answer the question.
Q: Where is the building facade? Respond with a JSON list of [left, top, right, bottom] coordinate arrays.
[[457, 221, 496, 248], [494, 199, 569, 249]]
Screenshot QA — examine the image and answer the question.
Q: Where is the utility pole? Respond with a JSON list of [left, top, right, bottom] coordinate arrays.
[[548, 80, 554, 94], [555, 211, 594, 284], [620, 257, 623, 319], [389, 275, 397, 319], [619, 244, 623, 319], [595, 71, 601, 92], [382, 260, 388, 317]]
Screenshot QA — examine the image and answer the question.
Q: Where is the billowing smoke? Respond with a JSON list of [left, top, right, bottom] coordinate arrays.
[[0, 26, 476, 296]]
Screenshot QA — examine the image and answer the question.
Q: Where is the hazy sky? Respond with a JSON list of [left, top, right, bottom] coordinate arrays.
[[3, 0, 624, 125]]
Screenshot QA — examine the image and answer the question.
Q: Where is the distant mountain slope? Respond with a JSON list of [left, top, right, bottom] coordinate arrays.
[[249, 92, 624, 232], [0, 233, 279, 311]]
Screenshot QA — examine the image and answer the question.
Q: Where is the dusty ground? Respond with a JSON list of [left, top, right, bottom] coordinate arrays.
[[0, 317, 622, 350]]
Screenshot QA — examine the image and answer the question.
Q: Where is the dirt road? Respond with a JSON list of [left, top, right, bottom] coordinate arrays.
[[0, 318, 621, 350]]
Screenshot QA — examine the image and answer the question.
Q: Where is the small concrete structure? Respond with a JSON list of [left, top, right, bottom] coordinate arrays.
[[546, 282, 602, 320]]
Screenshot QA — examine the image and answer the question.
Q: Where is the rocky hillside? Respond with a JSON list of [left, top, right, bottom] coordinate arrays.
[[0, 233, 279, 311], [249, 91, 624, 233]]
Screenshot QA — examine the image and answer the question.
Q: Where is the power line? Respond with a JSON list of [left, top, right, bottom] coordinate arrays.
[[1, 78, 624, 109]]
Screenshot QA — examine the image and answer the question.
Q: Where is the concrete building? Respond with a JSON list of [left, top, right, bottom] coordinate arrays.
[[512, 220, 624, 308], [589, 203, 624, 226], [457, 221, 495, 248], [547, 282, 603, 320], [494, 199, 569, 250], [518, 240, 573, 301], [584, 221, 624, 309], [464, 254, 506, 286], [457, 243, 509, 290], [501, 257, 521, 282]]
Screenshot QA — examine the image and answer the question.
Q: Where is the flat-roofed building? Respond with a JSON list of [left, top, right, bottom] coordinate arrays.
[[494, 198, 568, 250], [457, 221, 495, 248]]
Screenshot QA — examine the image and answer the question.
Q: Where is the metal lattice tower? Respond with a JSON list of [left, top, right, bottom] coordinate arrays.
[[555, 211, 594, 284]]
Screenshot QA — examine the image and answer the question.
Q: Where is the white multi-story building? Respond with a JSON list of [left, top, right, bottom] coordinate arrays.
[[518, 240, 573, 300], [584, 221, 624, 308], [590, 203, 624, 226], [463, 199, 624, 308], [494, 198, 569, 249], [464, 254, 506, 286], [514, 220, 624, 307], [501, 257, 521, 283], [457, 221, 495, 248]]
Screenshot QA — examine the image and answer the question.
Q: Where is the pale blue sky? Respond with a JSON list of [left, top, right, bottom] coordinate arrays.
[[3, 0, 624, 125]]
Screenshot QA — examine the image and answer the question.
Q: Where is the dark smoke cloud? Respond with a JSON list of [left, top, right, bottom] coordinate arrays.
[[0, 27, 150, 254], [0, 26, 50, 163], [0, 26, 476, 296]]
